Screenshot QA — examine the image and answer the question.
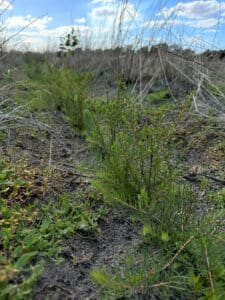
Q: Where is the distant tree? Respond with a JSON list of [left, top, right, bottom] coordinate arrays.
[[59, 28, 79, 55], [169, 44, 183, 53]]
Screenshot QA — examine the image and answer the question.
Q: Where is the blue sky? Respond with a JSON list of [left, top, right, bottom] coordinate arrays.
[[3, 0, 225, 51]]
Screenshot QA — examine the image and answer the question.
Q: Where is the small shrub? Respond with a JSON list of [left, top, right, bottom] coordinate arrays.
[[84, 96, 139, 159], [84, 96, 177, 211]]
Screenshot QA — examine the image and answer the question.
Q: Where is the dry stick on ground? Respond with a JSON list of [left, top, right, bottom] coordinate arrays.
[[166, 52, 225, 121], [52, 164, 95, 179], [203, 240, 215, 295], [48, 137, 53, 168], [0, 111, 52, 133], [192, 71, 225, 119], [121, 234, 196, 293], [124, 280, 182, 292], [191, 65, 225, 109], [162, 235, 195, 271], [131, 235, 196, 288], [192, 74, 205, 113]]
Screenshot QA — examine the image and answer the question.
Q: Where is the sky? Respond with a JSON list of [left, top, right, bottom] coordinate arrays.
[[2, 0, 225, 51]]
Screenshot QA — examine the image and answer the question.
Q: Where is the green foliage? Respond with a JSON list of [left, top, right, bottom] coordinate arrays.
[[0, 161, 105, 299], [93, 124, 173, 208], [0, 160, 26, 197], [0, 262, 44, 300], [146, 89, 170, 104]]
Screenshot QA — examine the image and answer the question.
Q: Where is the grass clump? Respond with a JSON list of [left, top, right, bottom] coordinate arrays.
[[13, 63, 92, 131], [42, 67, 92, 130]]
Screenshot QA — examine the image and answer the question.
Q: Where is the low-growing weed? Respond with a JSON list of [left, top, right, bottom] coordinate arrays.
[[0, 160, 105, 299]]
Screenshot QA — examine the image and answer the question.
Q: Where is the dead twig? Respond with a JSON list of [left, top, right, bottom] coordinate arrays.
[[203, 240, 215, 295], [162, 236, 195, 271]]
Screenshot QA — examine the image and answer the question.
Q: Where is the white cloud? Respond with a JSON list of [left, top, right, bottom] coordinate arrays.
[[158, 1, 225, 19], [0, 0, 13, 10], [45, 24, 92, 37], [20, 37, 48, 51], [143, 18, 225, 32], [144, 17, 225, 29], [90, 0, 115, 5], [75, 17, 86, 24], [90, 2, 139, 24], [6, 15, 53, 31], [92, 5, 115, 18], [193, 17, 225, 28]]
